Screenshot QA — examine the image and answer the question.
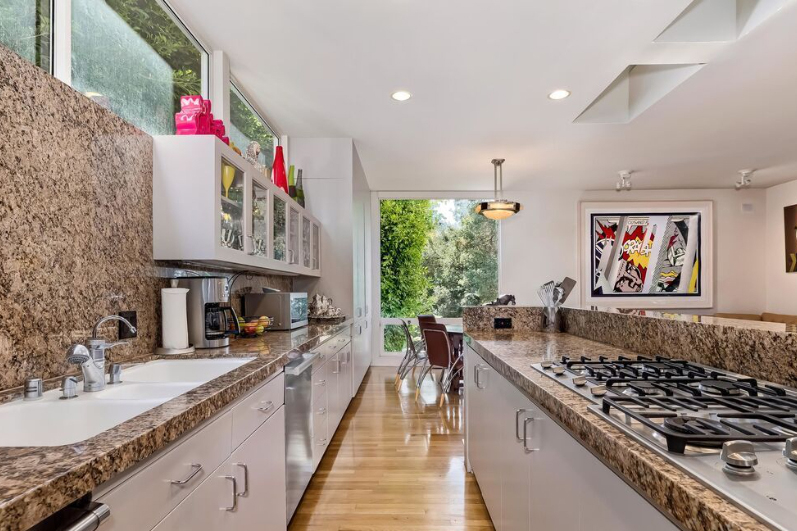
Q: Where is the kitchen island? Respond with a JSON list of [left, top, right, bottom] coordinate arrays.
[[465, 329, 782, 531]]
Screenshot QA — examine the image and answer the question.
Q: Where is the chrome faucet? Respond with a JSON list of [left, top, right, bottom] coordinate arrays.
[[67, 315, 137, 392]]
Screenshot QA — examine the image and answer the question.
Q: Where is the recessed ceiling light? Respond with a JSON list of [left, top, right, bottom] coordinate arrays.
[[548, 89, 571, 100], [391, 90, 412, 102]]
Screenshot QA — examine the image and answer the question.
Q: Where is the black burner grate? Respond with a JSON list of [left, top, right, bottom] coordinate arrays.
[[601, 394, 797, 453]]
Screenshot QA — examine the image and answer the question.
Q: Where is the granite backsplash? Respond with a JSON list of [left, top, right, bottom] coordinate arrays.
[[0, 44, 289, 392], [462, 305, 797, 387]]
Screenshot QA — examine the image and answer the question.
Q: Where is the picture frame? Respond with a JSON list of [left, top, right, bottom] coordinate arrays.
[[579, 201, 713, 309]]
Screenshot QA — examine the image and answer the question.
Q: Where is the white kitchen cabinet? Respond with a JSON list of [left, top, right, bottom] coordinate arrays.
[[465, 345, 678, 531], [351, 320, 370, 396], [96, 372, 287, 531], [153, 135, 321, 277], [327, 351, 342, 433], [337, 343, 352, 413]]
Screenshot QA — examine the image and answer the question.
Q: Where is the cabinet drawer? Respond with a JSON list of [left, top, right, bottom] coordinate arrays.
[[312, 360, 329, 395], [312, 413, 329, 470], [231, 372, 284, 450], [314, 332, 351, 367], [98, 412, 233, 531]]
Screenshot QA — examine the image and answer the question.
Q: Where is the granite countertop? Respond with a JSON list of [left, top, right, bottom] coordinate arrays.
[[466, 330, 773, 531], [0, 321, 353, 531]]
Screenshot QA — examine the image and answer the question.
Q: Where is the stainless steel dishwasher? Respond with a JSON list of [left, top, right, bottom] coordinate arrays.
[[284, 350, 319, 521]]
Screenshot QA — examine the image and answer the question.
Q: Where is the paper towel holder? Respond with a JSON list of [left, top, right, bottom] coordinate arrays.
[[155, 345, 196, 355]]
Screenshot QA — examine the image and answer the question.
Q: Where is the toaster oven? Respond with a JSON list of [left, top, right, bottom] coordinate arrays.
[[242, 292, 308, 330]]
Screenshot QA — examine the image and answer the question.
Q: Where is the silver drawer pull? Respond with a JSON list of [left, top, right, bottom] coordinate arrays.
[[169, 463, 202, 485], [515, 409, 532, 441], [233, 463, 249, 497], [256, 400, 274, 413], [317, 438, 327, 446], [317, 407, 327, 415], [219, 475, 238, 511], [315, 379, 326, 386]]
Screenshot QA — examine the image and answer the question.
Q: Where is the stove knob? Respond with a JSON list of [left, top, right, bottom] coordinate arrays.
[[572, 376, 587, 387], [784, 437, 797, 470], [721, 441, 758, 476], [540, 361, 553, 369], [552, 365, 565, 375]]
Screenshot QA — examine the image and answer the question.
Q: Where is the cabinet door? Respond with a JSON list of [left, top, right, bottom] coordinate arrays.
[[272, 195, 287, 262], [337, 343, 352, 413], [231, 407, 287, 531], [249, 179, 269, 258], [528, 408, 580, 531], [312, 222, 320, 271], [499, 379, 534, 531], [327, 352, 342, 433], [351, 322, 369, 393], [288, 206, 300, 265], [220, 158, 245, 253], [302, 215, 312, 268], [466, 348, 502, 530]]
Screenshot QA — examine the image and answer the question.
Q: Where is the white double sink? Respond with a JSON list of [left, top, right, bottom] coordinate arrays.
[[0, 358, 254, 448]]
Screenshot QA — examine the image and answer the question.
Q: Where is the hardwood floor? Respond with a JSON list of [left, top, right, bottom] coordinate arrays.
[[289, 366, 494, 531]]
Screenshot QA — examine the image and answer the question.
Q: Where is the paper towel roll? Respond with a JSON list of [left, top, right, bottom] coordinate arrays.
[[162, 287, 190, 349]]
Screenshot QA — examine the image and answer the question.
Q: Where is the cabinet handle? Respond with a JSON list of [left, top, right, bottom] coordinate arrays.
[[523, 418, 540, 453], [317, 438, 328, 446], [317, 407, 327, 415], [515, 409, 532, 441], [233, 463, 249, 497], [475, 366, 488, 389], [219, 475, 238, 511], [256, 400, 274, 413], [315, 379, 326, 386], [169, 463, 202, 485]]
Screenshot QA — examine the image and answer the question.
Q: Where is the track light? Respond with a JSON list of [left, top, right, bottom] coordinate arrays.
[[616, 171, 632, 192], [735, 169, 754, 190]]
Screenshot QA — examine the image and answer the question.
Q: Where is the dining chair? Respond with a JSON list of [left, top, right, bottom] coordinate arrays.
[[395, 319, 426, 388], [417, 325, 462, 406]]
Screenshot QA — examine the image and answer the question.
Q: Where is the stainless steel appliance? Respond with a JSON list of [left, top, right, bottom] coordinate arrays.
[[284, 351, 320, 521], [243, 292, 308, 330], [177, 277, 239, 349], [532, 355, 797, 531]]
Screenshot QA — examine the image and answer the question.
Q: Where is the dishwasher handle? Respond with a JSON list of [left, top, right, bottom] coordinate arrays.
[[285, 351, 320, 376], [53, 502, 110, 531]]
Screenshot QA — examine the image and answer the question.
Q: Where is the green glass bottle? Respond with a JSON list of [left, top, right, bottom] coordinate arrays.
[[296, 169, 305, 208], [287, 165, 297, 199]]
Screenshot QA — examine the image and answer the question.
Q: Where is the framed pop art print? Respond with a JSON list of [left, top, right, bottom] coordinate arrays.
[[580, 201, 713, 309]]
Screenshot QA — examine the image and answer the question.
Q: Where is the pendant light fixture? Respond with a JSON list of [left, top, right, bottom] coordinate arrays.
[[475, 158, 522, 220]]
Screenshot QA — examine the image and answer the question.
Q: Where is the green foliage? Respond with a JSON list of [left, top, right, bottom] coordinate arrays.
[[229, 87, 276, 168], [380, 200, 434, 319]]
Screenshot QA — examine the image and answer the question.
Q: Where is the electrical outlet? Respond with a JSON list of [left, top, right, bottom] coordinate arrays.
[[119, 311, 138, 339], [494, 317, 512, 329]]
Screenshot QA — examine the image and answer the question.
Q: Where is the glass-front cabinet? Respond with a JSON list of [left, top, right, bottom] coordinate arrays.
[[250, 180, 269, 257], [288, 206, 300, 265], [220, 159, 245, 252], [312, 222, 320, 271], [273, 195, 287, 262], [302, 216, 312, 268], [152, 135, 321, 277]]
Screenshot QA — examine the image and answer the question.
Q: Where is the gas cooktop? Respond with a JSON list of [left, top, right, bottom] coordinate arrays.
[[531, 355, 797, 531]]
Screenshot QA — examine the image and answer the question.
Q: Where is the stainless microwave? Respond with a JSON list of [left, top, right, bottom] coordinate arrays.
[[242, 292, 308, 330]]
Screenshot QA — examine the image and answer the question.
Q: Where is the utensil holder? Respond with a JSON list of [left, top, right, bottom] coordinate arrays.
[[542, 306, 561, 333]]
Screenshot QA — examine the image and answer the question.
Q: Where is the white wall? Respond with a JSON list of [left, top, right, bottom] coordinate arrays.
[[765, 179, 797, 315], [499, 188, 767, 313]]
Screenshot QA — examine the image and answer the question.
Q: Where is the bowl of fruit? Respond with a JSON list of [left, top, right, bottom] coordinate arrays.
[[237, 315, 272, 337]]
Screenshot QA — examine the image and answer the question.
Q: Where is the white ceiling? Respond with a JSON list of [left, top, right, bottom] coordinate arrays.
[[169, 0, 797, 191]]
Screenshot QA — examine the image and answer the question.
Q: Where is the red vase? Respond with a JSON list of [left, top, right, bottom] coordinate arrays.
[[272, 146, 289, 194]]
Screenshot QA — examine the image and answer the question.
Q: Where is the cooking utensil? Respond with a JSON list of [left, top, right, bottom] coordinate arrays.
[[556, 277, 577, 305]]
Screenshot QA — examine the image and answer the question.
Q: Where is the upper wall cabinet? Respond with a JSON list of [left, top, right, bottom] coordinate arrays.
[[153, 135, 321, 277]]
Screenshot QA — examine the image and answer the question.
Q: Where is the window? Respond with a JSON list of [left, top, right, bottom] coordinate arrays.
[[229, 84, 276, 170], [71, 0, 205, 135], [380, 199, 499, 351], [0, 0, 51, 71]]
